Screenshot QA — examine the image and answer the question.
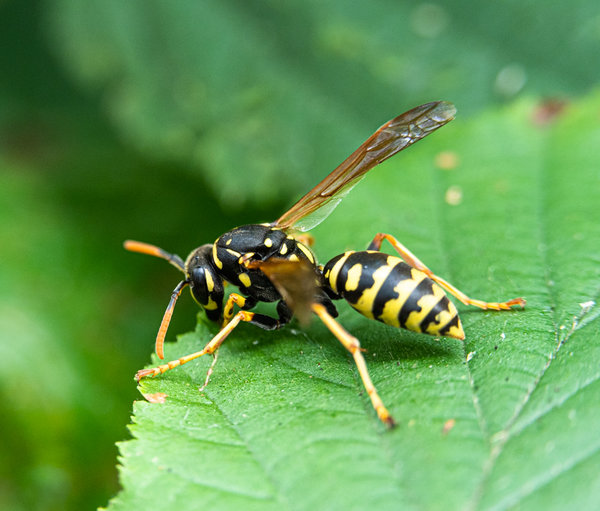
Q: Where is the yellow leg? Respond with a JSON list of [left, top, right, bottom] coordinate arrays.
[[312, 303, 396, 428], [294, 233, 315, 247], [199, 349, 220, 392], [136, 311, 255, 382], [370, 233, 526, 311], [222, 292, 248, 327]]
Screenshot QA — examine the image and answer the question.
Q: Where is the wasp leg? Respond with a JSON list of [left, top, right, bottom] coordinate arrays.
[[137, 306, 291, 386], [294, 233, 315, 247], [198, 348, 220, 392], [312, 303, 396, 428], [136, 310, 255, 381], [222, 293, 291, 330], [222, 293, 258, 327], [238, 302, 292, 331], [368, 233, 526, 311], [206, 304, 288, 392]]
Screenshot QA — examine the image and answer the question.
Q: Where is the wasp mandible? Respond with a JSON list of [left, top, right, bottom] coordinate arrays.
[[126, 101, 525, 427]]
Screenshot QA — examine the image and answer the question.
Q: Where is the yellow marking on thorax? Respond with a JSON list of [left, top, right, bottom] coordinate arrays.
[[279, 244, 288, 255], [352, 264, 395, 320], [404, 282, 447, 332], [297, 242, 315, 264], [212, 244, 223, 269], [379, 269, 428, 328], [239, 272, 252, 287], [264, 238, 273, 248], [289, 254, 299, 262], [226, 238, 232, 246], [227, 248, 241, 257], [327, 252, 352, 294]]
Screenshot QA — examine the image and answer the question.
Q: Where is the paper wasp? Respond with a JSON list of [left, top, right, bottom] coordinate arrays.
[[126, 101, 525, 427]]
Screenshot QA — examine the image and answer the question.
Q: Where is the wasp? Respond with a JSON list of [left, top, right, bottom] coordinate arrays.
[[126, 101, 525, 427]]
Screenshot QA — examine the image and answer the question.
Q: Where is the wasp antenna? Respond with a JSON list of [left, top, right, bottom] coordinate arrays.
[[124, 240, 186, 273], [155, 280, 189, 359]]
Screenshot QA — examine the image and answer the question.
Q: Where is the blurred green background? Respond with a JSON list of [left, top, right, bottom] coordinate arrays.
[[0, 0, 598, 509]]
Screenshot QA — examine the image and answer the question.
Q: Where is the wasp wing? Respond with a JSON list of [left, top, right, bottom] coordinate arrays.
[[275, 101, 456, 232], [247, 258, 319, 326]]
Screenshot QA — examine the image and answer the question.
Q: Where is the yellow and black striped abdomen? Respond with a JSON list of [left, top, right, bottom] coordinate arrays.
[[323, 251, 464, 340]]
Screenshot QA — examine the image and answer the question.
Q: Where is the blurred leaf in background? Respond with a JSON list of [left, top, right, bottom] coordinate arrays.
[[0, 0, 598, 510], [47, 0, 600, 206]]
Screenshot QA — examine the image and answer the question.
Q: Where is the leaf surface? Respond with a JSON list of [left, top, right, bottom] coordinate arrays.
[[108, 94, 600, 511]]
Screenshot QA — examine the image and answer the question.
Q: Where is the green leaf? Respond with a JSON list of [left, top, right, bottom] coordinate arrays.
[[47, 0, 600, 207], [108, 93, 600, 511]]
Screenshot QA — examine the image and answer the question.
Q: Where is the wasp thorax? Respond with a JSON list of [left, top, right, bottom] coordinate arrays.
[[211, 224, 317, 303]]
